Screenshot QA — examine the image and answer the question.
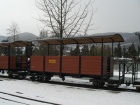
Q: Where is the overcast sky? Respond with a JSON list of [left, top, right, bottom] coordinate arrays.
[[0, 0, 140, 36]]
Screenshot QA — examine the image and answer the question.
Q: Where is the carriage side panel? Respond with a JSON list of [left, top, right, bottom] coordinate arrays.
[[45, 56, 60, 73], [0, 56, 16, 70], [30, 56, 44, 72], [62, 56, 79, 74], [81, 56, 107, 76]]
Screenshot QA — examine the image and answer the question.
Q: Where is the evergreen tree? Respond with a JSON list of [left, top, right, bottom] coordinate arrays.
[[114, 43, 122, 57], [138, 46, 140, 57], [128, 43, 137, 58], [25, 46, 32, 57], [10, 47, 16, 56], [81, 45, 89, 56], [39, 44, 48, 56], [0, 47, 8, 56], [16, 47, 22, 56], [104, 45, 111, 56], [63, 45, 70, 56], [89, 44, 95, 56], [0, 40, 9, 56], [122, 46, 128, 58], [49, 45, 59, 56], [94, 44, 102, 56], [32, 47, 40, 56], [73, 45, 80, 56], [70, 47, 73, 56], [114, 47, 117, 57], [39, 29, 48, 39], [117, 43, 122, 57], [54, 45, 59, 56]]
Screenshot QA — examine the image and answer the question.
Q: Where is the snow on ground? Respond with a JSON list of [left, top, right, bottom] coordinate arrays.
[[0, 76, 140, 105]]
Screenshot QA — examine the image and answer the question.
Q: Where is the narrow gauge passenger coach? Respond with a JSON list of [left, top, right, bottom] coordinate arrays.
[[30, 34, 121, 87], [0, 41, 31, 78], [0, 34, 140, 90]]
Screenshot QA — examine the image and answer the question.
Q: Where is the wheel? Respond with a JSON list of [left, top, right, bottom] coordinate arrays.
[[92, 80, 105, 88], [98, 81, 105, 88], [30, 77, 35, 81], [22, 76, 26, 79], [46, 76, 51, 81], [92, 80, 98, 88], [43, 76, 51, 82], [30, 75, 35, 81], [92, 81, 96, 87], [37, 75, 44, 82], [18, 76, 23, 80], [113, 85, 119, 89], [18, 75, 26, 80], [8, 73, 13, 78], [100, 81, 105, 88], [107, 85, 113, 89]]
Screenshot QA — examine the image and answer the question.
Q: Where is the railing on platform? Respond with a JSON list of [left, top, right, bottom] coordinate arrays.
[[118, 60, 139, 85]]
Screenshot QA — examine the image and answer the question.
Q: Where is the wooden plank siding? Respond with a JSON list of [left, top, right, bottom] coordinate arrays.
[[45, 56, 60, 73], [0, 56, 16, 69], [29, 55, 110, 77], [16, 56, 28, 69], [30, 56, 44, 72], [81, 56, 108, 75], [62, 56, 79, 74]]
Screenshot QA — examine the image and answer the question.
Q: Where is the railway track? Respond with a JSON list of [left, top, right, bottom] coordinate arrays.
[[0, 75, 138, 93], [0, 91, 61, 105], [0, 96, 30, 105]]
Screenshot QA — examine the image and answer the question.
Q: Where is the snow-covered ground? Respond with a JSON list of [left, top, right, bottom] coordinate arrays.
[[0, 75, 140, 105]]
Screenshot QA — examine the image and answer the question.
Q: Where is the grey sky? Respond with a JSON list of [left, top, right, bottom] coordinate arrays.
[[0, 0, 140, 36]]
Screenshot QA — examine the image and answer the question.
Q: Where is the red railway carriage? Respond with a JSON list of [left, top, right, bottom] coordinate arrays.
[[0, 34, 140, 90], [1, 34, 140, 90], [0, 41, 32, 78], [29, 34, 124, 87]]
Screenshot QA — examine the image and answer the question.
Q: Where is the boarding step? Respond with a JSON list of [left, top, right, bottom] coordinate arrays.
[[108, 76, 124, 84], [133, 79, 140, 91], [107, 76, 124, 88], [133, 79, 140, 86]]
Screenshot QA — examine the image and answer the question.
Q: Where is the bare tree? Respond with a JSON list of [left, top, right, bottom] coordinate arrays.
[[7, 22, 20, 42], [39, 29, 48, 39], [36, 0, 95, 38]]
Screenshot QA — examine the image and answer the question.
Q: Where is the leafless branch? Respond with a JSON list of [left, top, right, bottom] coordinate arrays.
[[7, 22, 20, 42], [36, 0, 95, 38]]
